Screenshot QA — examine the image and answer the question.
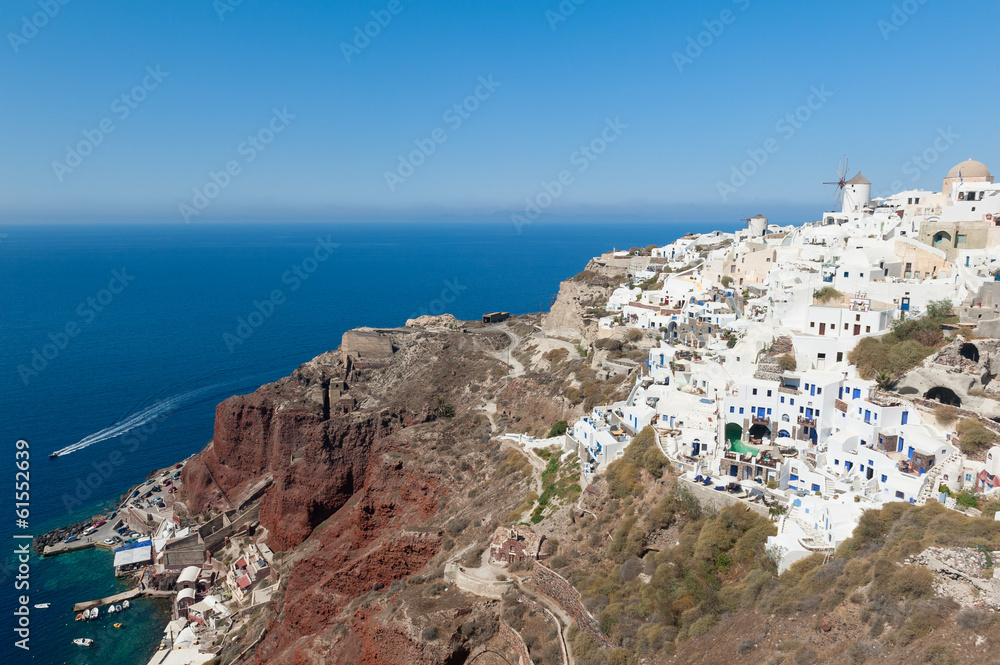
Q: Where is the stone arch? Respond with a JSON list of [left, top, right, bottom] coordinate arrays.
[[925, 386, 961, 407], [933, 231, 952, 249], [725, 422, 743, 444], [748, 423, 771, 440], [960, 342, 980, 363]]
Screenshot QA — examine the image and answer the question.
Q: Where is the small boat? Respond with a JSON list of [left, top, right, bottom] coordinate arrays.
[[72, 638, 94, 647], [108, 605, 115, 614], [113, 622, 123, 629], [33, 603, 50, 609], [122, 600, 130, 610], [50, 452, 60, 459], [115, 604, 122, 612], [75, 613, 83, 621]]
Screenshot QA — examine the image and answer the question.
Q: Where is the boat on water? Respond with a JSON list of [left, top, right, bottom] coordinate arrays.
[[33, 603, 49, 609], [113, 622, 123, 629], [122, 600, 130, 610], [108, 605, 115, 614], [72, 638, 94, 647], [115, 603, 122, 612], [75, 613, 83, 621], [49, 452, 59, 459]]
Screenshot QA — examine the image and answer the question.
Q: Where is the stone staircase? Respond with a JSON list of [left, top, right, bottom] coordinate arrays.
[[823, 476, 835, 496], [915, 452, 961, 506], [785, 503, 829, 550]]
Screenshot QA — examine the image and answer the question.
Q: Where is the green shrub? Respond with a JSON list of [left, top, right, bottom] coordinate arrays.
[[778, 354, 797, 372], [957, 418, 996, 454], [548, 420, 568, 437], [935, 405, 958, 424], [956, 491, 978, 509], [813, 287, 843, 303], [605, 427, 669, 499]]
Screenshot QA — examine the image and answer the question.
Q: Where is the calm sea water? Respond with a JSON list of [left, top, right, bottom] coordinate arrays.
[[0, 218, 736, 664]]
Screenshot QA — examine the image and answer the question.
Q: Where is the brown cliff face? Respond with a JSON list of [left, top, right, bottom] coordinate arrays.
[[184, 390, 409, 550]]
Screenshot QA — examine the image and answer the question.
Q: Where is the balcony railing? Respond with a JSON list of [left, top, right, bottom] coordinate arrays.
[[798, 416, 816, 428], [751, 416, 770, 427]]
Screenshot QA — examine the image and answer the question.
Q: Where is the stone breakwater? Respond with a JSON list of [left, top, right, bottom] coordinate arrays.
[[499, 618, 534, 665], [531, 563, 614, 648]]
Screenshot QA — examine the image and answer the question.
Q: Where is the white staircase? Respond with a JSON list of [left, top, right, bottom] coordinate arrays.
[[915, 452, 960, 506]]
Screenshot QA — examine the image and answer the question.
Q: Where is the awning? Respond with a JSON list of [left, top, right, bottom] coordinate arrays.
[[113, 544, 152, 568]]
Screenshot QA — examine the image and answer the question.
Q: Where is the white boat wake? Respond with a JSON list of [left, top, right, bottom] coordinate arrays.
[[52, 385, 217, 457]]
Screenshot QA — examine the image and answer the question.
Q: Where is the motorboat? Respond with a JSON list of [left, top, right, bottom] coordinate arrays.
[[50, 452, 60, 459], [72, 638, 94, 647], [115, 604, 122, 612], [33, 603, 49, 609], [108, 605, 115, 614], [122, 600, 130, 610], [113, 622, 123, 629], [75, 613, 83, 621]]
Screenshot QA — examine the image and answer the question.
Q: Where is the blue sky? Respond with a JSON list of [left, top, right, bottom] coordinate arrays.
[[1, 0, 996, 223]]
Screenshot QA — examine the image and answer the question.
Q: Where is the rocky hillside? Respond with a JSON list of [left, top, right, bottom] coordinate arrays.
[[177, 268, 647, 664]]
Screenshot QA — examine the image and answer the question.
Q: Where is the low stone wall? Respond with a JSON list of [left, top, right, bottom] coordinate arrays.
[[499, 618, 533, 665], [532, 563, 614, 648]]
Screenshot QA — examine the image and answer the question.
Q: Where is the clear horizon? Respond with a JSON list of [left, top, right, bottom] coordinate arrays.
[[2, 1, 996, 222]]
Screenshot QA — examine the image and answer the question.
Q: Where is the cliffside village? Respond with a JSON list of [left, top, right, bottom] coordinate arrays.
[[97, 467, 278, 665], [565, 159, 1000, 572]]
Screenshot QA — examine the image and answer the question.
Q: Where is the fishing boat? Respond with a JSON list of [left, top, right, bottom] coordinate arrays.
[[113, 622, 123, 629], [72, 638, 94, 647], [33, 603, 49, 609]]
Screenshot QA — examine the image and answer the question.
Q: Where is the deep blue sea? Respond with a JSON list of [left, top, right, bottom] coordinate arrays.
[[0, 219, 736, 664]]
